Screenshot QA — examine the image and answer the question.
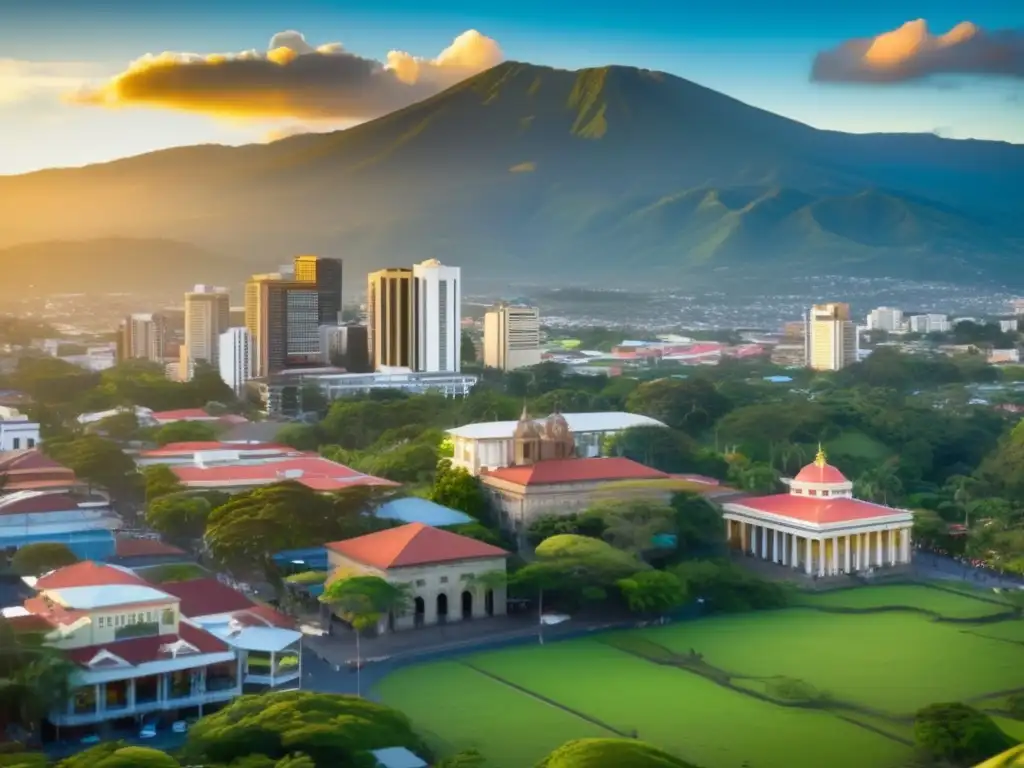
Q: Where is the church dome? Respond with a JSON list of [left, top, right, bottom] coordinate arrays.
[[514, 406, 541, 439], [544, 411, 571, 439], [794, 458, 848, 485]]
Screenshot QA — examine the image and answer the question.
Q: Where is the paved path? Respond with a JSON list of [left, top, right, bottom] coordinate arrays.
[[913, 551, 1024, 591]]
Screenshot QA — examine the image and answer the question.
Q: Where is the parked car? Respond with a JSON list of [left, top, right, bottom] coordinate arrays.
[[139, 720, 158, 739], [171, 720, 187, 734]]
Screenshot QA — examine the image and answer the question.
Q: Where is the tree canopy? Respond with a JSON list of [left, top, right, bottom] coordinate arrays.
[[9, 543, 78, 577], [537, 738, 702, 768], [913, 702, 1017, 766]]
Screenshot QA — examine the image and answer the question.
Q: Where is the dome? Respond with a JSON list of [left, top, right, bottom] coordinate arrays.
[[514, 406, 541, 439], [793, 448, 848, 485], [544, 411, 570, 439]]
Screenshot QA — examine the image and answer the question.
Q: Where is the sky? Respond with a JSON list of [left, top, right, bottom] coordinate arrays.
[[1, 0, 1021, 175]]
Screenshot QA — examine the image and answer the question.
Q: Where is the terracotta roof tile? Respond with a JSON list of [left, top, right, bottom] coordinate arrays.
[[326, 522, 507, 569], [158, 578, 254, 617], [232, 604, 296, 629], [483, 457, 669, 487], [0, 493, 83, 516], [35, 561, 147, 590], [64, 623, 228, 667], [140, 441, 294, 457], [170, 456, 398, 490], [734, 494, 907, 525], [0, 449, 66, 473], [793, 462, 848, 484]]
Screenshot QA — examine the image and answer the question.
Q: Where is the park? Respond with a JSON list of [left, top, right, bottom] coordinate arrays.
[[374, 583, 1024, 768]]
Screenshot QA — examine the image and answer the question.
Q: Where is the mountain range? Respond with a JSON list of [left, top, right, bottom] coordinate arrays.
[[1, 61, 1022, 296]]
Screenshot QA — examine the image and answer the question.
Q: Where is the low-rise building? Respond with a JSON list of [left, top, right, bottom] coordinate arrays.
[[325, 523, 508, 632], [134, 441, 302, 468], [169, 455, 398, 493], [447, 410, 668, 476], [0, 406, 40, 451], [0, 491, 121, 561], [0, 449, 84, 495]]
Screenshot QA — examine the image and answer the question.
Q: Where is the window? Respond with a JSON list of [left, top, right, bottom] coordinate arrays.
[[415, 579, 426, 587], [439, 576, 449, 584], [11, 438, 19, 449], [26, 438, 35, 448]]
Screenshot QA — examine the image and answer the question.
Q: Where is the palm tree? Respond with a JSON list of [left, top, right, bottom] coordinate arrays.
[[318, 576, 410, 697], [0, 618, 75, 743]]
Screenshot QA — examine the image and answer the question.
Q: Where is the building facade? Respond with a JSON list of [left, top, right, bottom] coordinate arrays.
[[218, 328, 252, 395], [866, 307, 904, 332], [119, 313, 167, 362], [294, 255, 343, 327], [484, 304, 542, 371], [805, 303, 857, 371], [909, 313, 951, 334], [413, 259, 461, 374], [0, 406, 40, 451], [181, 286, 230, 380], [722, 450, 914, 576], [0, 491, 120, 561], [368, 268, 415, 370], [245, 273, 319, 377], [320, 324, 370, 372], [324, 523, 508, 632]]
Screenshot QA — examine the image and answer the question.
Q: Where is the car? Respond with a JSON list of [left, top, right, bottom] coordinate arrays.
[[171, 720, 187, 733], [139, 721, 158, 739], [80, 734, 100, 745]]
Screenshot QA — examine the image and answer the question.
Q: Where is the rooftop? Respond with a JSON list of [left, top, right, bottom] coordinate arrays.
[[0, 491, 89, 516], [447, 411, 668, 441], [65, 622, 228, 667], [792, 452, 849, 485], [158, 578, 256, 617], [114, 537, 187, 559], [483, 456, 669, 487], [150, 408, 222, 422], [0, 448, 68, 474], [34, 561, 146, 591], [47, 584, 173, 610], [170, 456, 397, 491], [732, 494, 911, 526], [327, 522, 507, 570], [139, 441, 295, 458], [375, 497, 475, 527]]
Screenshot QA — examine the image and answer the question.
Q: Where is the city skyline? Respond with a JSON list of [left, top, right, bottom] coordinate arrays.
[[1, 0, 1022, 175]]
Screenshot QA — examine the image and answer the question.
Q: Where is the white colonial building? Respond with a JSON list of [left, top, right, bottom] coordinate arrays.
[[722, 450, 913, 576], [448, 410, 668, 476], [0, 406, 40, 451]]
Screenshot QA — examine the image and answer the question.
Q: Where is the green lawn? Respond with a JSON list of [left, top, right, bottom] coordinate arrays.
[[967, 621, 1024, 644], [374, 585, 1024, 768], [794, 584, 1009, 619]]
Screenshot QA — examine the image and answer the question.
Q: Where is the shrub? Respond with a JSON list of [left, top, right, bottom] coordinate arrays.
[[913, 702, 1017, 766]]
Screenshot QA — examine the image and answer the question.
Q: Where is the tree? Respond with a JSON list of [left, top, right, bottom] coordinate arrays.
[[617, 570, 688, 615], [0, 618, 76, 741], [436, 749, 487, 768], [913, 702, 1016, 766], [429, 460, 488, 521], [142, 464, 184, 502], [461, 331, 477, 365], [606, 426, 696, 473], [153, 420, 219, 446], [92, 411, 142, 442], [670, 493, 726, 559], [10, 543, 78, 577], [181, 691, 426, 767], [319, 575, 410, 695], [672, 560, 789, 613], [537, 737, 700, 767], [55, 743, 180, 768], [626, 378, 732, 436], [584, 500, 677, 562], [145, 494, 212, 543], [44, 435, 139, 497]]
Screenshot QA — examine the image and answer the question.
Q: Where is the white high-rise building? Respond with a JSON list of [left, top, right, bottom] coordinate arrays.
[[805, 303, 857, 371], [119, 313, 167, 362], [218, 327, 252, 395], [412, 259, 461, 373], [484, 304, 542, 371], [866, 307, 904, 332], [909, 314, 951, 334], [181, 285, 230, 380]]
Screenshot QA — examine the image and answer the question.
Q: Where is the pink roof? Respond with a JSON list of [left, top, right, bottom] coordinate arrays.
[[484, 457, 669, 487], [151, 409, 219, 421], [327, 522, 508, 569], [793, 461, 848, 484], [140, 441, 294, 458], [0, 493, 84, 516], [0, 449, 68, 473], [232, 604, 296, 629], [159, 578, 254, 617], [35, 561, 147, 590], [171, 456, 398, 490], [736, 494, 905, 525], [64, 623, 228, 667]]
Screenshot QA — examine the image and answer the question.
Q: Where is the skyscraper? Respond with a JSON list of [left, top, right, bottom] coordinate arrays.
[[181, 285, 230, 380], [805, 303, 857, 371], [413, 259, 461, 373], [294, 255, 343, 326], [245, 273, 319, 377], [367, 268, 414, 369], [118, 313, 167, 362], [484, 304, 542, 371], [218, 327, 252, 395]]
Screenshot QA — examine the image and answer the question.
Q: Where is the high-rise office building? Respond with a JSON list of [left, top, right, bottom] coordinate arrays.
[[413, 259, 461, 374], [367, 268, 414, 370], [180, 286, 230, 380], [320, 324, 371, 372], [218, 327, 252, 395], [245, 273, 320, 377], [118, 313, 167, 362], [866, 307, 904, 332], [484, 304, 542, 371], [805, 303, 857, 371], [294, 255, 343, 326]]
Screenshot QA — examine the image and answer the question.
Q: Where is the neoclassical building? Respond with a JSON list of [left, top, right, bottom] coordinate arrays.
[[722, 450, 913, 576]]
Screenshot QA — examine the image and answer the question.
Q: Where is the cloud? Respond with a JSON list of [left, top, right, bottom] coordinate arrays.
[[0, 59, 104, 104], [811, 20, 1024, 83], [66, 29, 502, 120]]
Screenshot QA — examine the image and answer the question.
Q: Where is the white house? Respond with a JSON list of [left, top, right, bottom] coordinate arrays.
[[0, 406, 40, 451]]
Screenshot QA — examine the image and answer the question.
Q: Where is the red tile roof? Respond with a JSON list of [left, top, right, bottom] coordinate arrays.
[[64, 623, 228, 667], [158, 578, 255, 617], [34, 561, 147, 590], [483, 457, 669, 487], [793, 462, 848, 484], [232, 604, 296, 629], [151, 409, 219, 422], [735, 494, 907, 525], [327, 522, 508, 569], [114, 537, 187, 558], [170, 456, 398, 491], [5, 613, 56, 633], [140, 441, 294, 457], [0, 493, 83, 516], [0, 449, 67, 473]]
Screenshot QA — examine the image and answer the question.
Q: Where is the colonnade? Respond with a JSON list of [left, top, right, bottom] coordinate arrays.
[[725, 518, 912, 576]]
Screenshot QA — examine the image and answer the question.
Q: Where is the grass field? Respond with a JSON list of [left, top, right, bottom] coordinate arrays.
[[374, 584, 1024, 768]]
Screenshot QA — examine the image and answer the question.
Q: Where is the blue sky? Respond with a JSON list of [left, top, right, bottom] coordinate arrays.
[[1, 0, 1021, 174]]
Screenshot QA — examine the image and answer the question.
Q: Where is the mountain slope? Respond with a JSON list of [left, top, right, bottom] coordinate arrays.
[[1, 61, 1021, 288]]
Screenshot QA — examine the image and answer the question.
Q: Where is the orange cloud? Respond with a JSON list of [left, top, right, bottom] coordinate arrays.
[[812, 20, 1024, 83], [66, 29, 502, 120]]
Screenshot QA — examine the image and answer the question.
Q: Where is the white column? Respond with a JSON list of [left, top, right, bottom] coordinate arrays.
[[726, 518, 732, 543], [830, 537, 838, 575], [902, 529, 912, 563], [774, 529, 781, 564], [791, 534, 799, 569], [875, 530, 882, 567], [760, 526, 768, 560], [818, 540, 826, 577], [750, 524, 757, 555], [805, 537, 812, 575], [889, 530, 896, 566], [844, 535, 851, 573], [861, 533, 869, 567]]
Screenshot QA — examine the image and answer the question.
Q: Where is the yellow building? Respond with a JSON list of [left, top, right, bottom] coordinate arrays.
[[722, 449, 913, 576], [805, 303, 857, 371], [367, 268, 414, 369]]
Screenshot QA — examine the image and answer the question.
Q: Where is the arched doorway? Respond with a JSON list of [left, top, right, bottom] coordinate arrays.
[[414, 597, 425, 627], [436, 593, 448, 624], [485, 589, 494, 617], [461, 590, 473, 619]]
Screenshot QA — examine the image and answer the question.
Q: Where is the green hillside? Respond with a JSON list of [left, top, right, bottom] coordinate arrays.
[[0, 61, 1021, 288]]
